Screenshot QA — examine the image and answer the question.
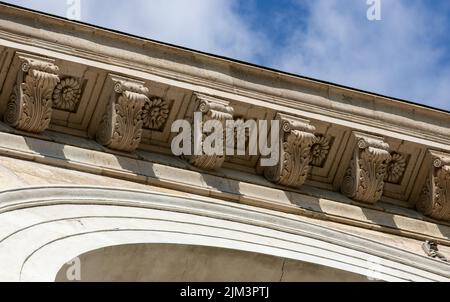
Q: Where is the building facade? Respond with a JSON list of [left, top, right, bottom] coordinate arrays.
[[0, 4, 449, 282]]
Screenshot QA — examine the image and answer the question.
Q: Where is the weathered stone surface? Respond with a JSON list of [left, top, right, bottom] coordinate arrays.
[[97, 76, 149, 152], [341, 133, 391, 204], [416, 151, 450, 221], [263, 113, 317, 188], [186, 93, 234, 170], [4, 55, 60, 133]]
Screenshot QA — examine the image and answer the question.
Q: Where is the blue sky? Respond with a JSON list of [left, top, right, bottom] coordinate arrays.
[[3, 0, 450, 110]]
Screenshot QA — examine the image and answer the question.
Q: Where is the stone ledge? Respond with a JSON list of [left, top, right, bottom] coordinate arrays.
[[0, 130, 449, 246], [0, 4, 449, 147]]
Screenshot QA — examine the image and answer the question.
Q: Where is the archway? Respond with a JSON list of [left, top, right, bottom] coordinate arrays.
[[0, 186, 447, 282]]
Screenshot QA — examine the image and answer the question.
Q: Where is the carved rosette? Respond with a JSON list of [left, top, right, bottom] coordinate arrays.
[[341, 135, 391, 204], [385, 153, 407, 184], [188, 94, 234, 170], [52, 77, 82, 112], [5, 56, 60, 133], [97, 79, 149, 152], [311, 136, 331, 167], [264, 114, 316, 188], [142, 97, 170, 130], [416, 154, 450, 221]]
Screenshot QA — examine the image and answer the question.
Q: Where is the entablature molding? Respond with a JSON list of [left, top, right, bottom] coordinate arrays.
[[0, 4, 449, 147], [0, 48, 448, 221], [0, 42, 448, 152], [0, 6, 449, 222]]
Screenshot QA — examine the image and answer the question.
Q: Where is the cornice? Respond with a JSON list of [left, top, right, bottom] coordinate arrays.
[[0, 5, 449, 227], [0, 35, 448, 153], [0, 5, 448, 147]]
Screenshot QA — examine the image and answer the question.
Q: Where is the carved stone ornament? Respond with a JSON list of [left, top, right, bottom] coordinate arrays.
[[97, 78, 150, 152], [264, 113, 317, 188], [385, 152, 407, 184], [52, 77, 82, 112], [416, 153, 450, 221], [188, 93, 234, 170], [311, 136, 331, 167], [341, 134, 391, 204], [4, 56, 60, 133], [142, 97, 170, 131]]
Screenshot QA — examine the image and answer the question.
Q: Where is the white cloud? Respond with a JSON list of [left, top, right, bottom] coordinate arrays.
[[272, 0, 450, 109], [4, 0, 267, 62], [81, 0, 269, 62], [2, 0, 67, 15]]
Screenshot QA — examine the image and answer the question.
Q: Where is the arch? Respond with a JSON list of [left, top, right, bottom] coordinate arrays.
[[0, 186, 448, 282]]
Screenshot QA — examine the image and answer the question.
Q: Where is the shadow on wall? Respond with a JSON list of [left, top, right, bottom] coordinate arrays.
[[55, 243, 370, 282]]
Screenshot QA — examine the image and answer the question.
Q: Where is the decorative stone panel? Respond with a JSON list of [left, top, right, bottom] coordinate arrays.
[[52, 77, 82, 112], [385, 152, 407, 184], [311, 135, 331, 168], [142, 97, 170, 131]]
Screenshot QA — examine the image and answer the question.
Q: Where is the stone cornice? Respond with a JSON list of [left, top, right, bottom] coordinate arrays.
[[0, 34, 448, 152], [0, 4, 449, 148], [0, 5, 449, 225]]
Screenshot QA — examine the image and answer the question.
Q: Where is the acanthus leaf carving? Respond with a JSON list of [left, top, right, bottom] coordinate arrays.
[[96, 77, 149, 153], [264, 113, 317, 188], [416, 153, 450, 221], [187, 93, 234, 170], [4, 56, 60, 133], [341, 133, 391, 204]]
